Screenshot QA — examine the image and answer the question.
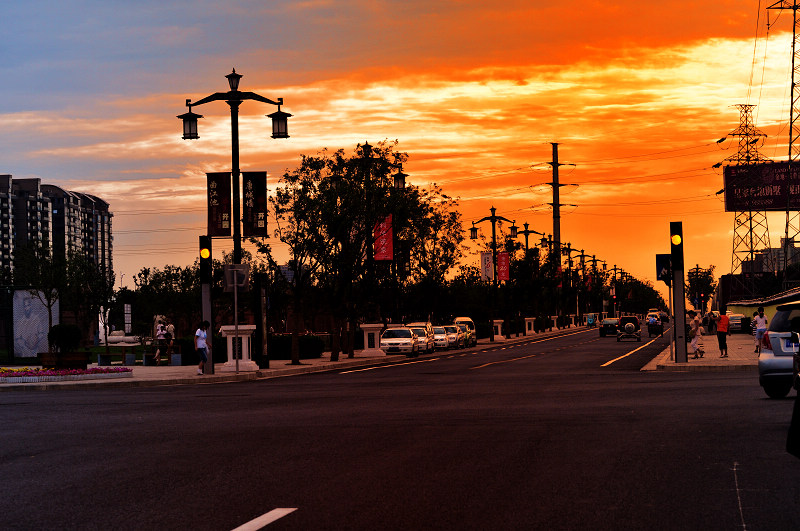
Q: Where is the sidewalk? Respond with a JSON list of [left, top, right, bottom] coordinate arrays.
[[642, 328, 759, 372], [0, 326, 759, 391]]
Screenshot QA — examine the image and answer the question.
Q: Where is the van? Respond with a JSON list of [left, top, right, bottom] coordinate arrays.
[[454, 317, 477, 347]]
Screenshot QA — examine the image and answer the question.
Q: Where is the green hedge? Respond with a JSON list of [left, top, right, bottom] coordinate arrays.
[[266, 334, 325, 360]]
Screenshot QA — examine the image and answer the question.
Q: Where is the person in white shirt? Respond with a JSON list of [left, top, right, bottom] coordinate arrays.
[[754, 307, 769, 354], [194, 321, 210, 375]]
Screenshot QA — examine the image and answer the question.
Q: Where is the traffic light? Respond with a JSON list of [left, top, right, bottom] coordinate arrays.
[[670, 221, 684, 271], [199, 235, 212, 283]]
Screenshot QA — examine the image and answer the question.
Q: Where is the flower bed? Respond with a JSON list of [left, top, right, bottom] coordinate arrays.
[[0, 367, 133, 383]]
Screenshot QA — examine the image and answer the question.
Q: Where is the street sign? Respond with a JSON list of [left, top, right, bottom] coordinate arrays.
[[656, 253, 671, 286], [223, 264, 250, 292]]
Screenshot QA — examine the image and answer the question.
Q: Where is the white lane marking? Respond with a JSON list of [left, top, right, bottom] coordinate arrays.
[[600, 336, 660, 367], [340, 358, 439, 374], [732, 462, 748, 530], [471, 353, 537, 369], [232, 508, 297, 530]]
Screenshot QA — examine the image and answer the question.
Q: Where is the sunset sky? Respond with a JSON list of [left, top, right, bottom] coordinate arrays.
[[1, 1, 796, 300]]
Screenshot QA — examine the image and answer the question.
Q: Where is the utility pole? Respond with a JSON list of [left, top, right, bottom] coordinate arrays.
[[768, 1, 800, 286], [548, 143, 564, 259]]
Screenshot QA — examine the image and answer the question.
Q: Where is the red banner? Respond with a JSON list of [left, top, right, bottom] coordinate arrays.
[[242, 171, 268, 237], [207, 172, 231, 237], [497, 251, 510, 281], [374, 214, 393, 260]]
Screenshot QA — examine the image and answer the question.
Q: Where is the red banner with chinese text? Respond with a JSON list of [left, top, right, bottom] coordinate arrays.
[[374, 214, 393, 260], [207, 172, 231, 237], [497, 251, 510, 281]]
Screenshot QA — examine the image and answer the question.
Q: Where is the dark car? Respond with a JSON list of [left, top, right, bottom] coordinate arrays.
[[599, 318, 619, 337], [617, 316, 641, 342], [758, 303, 800, 398]]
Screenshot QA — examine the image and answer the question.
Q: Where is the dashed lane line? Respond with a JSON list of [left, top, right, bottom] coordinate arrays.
[[232, 508, 297, 530], [339, 358, 439, 374]]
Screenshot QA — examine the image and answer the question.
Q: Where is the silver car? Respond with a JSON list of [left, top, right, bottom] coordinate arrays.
[[759, 303, 800, 398]]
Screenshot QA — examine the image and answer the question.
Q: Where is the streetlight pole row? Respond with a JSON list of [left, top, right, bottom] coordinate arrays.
[[470, 206, 518, 341]]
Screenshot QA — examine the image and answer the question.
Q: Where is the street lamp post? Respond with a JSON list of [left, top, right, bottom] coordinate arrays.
[[470, 206, 516, 341], [178, 68, 291, 264]]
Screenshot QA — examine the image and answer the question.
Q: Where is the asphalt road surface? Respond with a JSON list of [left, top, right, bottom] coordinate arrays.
[[3, 328, 799, 530]]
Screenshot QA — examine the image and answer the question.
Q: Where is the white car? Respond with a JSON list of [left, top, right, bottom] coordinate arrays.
[[409, 326, 435, 354], [444, 325, 464, 348], [432, 326, 450, 349], [380, 328, 420, 356]]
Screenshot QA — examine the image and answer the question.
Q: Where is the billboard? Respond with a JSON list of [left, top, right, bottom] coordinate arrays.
[[723, 162, 800, 212], [13, 290, 57, 358]]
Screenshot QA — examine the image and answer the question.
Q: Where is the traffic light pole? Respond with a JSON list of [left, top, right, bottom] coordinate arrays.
[[200, 236, 214, 374], [670, 222, 688, 363]]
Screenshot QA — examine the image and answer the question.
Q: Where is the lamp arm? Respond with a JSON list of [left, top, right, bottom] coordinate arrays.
[[187, 92, 231, 107], [237, 92, 283, 106]]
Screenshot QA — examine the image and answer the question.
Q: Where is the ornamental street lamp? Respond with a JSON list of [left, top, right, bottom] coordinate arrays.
[[179, 68, 291, 264], [514, 222, 544, 251], [470, 206, 515, 341]]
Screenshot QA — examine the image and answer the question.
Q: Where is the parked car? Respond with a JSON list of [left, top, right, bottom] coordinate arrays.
[[759, 303, 800, 398], [380, 327, 420, 356], [409, 326, 435, 354], [617, 315, 641, 342], [456, 323, 475, 347], [599, 318, 619, 337], [727, 313, 746, 333], [407, 321, 433, 337], [454, 317, 478, 347], [444, 325, 464, 349], [432, 326, 450, 350]]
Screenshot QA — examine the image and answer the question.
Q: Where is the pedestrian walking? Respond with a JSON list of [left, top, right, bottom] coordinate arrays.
[[154, 320, 166, 364], [754, 306, 769, 354], [194, 320, 210, 375], [715, 312, 730, 358], [689, 310, 703, 358]]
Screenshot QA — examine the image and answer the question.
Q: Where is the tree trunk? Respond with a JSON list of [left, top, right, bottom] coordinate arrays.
[[290, 297, 302, 365], [330, 318, 342, 362]]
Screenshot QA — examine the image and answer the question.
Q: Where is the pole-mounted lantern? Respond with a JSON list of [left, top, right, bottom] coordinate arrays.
[[225, 68, 242, 91], [470, 223, 478, 240], [267, 106, 292, 139], [178, 101, 203, 140], [509, 222, 518, 239], [393, 169, 407, 189]]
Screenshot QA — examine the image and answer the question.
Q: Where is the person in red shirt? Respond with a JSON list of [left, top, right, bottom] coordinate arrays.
[[715, 313, 731, 358]]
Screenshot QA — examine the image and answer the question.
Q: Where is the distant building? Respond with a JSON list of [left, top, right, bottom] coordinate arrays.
[[0, 175, 113, 277]]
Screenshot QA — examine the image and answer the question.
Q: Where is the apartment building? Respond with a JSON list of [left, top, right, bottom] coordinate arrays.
[[0, 175, 113, 276]]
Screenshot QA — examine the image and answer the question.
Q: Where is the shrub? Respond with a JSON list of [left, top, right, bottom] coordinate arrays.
[[267, 334, 325, 360], [48, 324, 83, 352]]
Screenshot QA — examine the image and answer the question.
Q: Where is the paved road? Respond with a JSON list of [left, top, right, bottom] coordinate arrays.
[[2, 328, 798, 530]]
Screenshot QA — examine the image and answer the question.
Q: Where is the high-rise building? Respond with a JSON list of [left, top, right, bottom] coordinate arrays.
[[0, 175, 113, 277]]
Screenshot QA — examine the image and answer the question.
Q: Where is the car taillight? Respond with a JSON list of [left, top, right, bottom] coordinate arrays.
[[762, 331, 772, 351]]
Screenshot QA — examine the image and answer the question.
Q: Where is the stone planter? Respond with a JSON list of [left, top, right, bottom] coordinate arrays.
[[39, 351, 91, 370]]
